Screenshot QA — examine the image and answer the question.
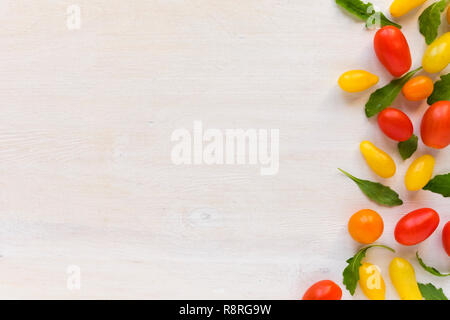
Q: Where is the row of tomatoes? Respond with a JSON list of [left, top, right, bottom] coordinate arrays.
[[303, 257, 428, 300], [360, 141, 436, 190], [349, 208, 448, 247], [379, 101, 450, 150], [340, 25, 450, 89], [340, 73, 450, 149], [374, 25, 450, 77]]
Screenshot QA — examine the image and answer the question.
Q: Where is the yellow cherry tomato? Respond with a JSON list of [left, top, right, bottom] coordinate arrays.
[[359, 263, 385, 300], [338, 70, 379, 93], [405, 154, 435, 191], [360, 141, 396, 178], [402, 76, 434, 101], [390, 0, 427, 17], [422, 32, 450, 73], [389, 257, 423, 300]]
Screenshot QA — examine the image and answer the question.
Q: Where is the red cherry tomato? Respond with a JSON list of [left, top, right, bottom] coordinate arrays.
[[421, 101, 450, 149], [395, 208, 440, 246], [302, 280, 342, 300], [443, 222, 450, 257], [374, 26, 412, 77], [378, 108, 413, 141]]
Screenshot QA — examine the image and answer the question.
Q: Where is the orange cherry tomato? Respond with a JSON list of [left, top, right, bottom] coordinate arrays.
[[402, 76, 434, 101], [302, 280, 342, 300], [348, 209, 384, 244]]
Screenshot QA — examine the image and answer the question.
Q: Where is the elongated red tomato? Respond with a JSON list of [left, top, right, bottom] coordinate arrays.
[[378, 108, 413, 141], [395, 208, 440, 246], [374, 26, 412, 77], [443, 222, 450, 257], [421, 101, 450, 149], [302, 280, 342, 300]]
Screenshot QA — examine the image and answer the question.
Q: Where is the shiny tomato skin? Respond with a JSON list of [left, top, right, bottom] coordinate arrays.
[[348, 209, 384, 244], [402, 76, 434, 101], [421, 101, 450, 149], [395, 208, 440, 246], [443, 222, 450, 257], [374, 26, 412, 77], [378, 108, 413, 141], [302, 280, 342, 300]]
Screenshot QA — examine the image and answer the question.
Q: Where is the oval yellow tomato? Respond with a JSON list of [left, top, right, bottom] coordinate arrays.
[[338, 70, 379, 93], [359, 263, 385, 300], [389, 257, 422, 300], [360, 141, 396, 178], [422, 32, 450, 73], [390, 0, 427, 17], [405, 154, 435, 191]]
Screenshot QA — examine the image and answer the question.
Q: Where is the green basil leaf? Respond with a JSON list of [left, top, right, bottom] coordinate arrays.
[[338, 168, 403, 206], [343, 245, 395, 295], [336, 0, 402, 29], [423, 173, 450, 197], [418, 283, 448, 300], [416, 252, 450, 277], [419, 0, 450, 45], [365, 67, 422, 118], [428, 73, 450, 105], [398, 135, 418, 160]]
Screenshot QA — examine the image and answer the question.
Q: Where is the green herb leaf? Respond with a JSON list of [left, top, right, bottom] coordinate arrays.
[[336, 0, 402, 29], [338, 168, 403, 206], [423, 173, 450, 197], [418, 283, 448, 300], [428, 73, 450, 105], [419, 0, 450, 45], [416, 252, 450, 277], [365, 67, 422, 117], [343, 245, 395, 295], [398, 135, 418, 160]]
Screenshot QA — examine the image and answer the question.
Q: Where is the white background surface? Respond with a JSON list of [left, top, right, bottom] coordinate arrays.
[[0, 0, 448, 299]]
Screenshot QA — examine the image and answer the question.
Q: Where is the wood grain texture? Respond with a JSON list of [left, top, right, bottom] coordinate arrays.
[[0, 0, 448, 299]]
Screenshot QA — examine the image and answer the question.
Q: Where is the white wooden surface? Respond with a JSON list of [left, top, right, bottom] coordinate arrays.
[[0, 0, 448, 299]]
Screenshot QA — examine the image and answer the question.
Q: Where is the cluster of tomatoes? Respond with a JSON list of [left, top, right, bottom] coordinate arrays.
[[375, 26, 450, 149], [340, 26, 450, 151], [303, 15, 449, 300]]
